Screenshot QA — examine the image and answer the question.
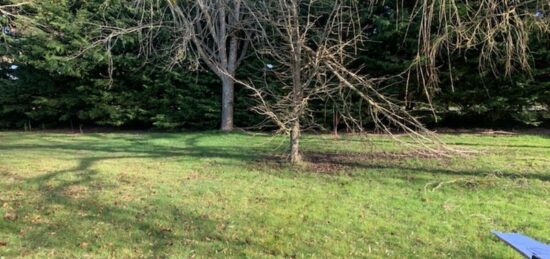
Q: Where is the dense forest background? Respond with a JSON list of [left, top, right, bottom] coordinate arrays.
[[1, 0, 548, 131]]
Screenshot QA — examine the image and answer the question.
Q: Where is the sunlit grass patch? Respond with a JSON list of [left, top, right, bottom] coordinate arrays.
[[0, 131, 549, 257]]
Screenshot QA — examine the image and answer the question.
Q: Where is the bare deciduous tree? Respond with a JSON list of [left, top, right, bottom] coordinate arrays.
[[238, 0, 436, 163], [237, 0, 548, 163], [96, 0, 252, 131], [165, 0, 251, 131]]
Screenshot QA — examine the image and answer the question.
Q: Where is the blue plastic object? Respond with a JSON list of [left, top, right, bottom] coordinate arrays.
[[492, 231, 550, 259]]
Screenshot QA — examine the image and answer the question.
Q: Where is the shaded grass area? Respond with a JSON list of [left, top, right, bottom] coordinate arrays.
[[0, 131, 549, 258]]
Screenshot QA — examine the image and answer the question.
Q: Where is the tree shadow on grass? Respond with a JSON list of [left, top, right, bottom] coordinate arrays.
[[0, 134, 289, 256], [1, 155, 239, 257], [1, 133, 548, 182], [0, 133, 548, 256], [0, 133, 277, 164], [302, 152, 550, 182]]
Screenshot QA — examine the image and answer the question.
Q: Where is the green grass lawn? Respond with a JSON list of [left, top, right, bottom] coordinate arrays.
[[0, 131, 549, 258]]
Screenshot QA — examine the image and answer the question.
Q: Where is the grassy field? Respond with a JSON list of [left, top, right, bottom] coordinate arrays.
[[0, 131, 548, 258]]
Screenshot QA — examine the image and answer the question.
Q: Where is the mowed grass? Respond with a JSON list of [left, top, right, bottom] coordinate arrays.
[[0, 131, 549, 258]]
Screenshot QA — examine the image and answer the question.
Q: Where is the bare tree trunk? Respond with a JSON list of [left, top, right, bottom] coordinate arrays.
[[221, 75, 235, 131], [290, 119, 301, 163], [289, 4, 303, 163], [287, 0, 303, 163], [333, 109, 339, 136], [161, 0, 246, 132]]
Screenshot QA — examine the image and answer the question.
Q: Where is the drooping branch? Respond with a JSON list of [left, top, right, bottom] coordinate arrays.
[[0, 2, 30, 16], [403, 0, 550, 99]]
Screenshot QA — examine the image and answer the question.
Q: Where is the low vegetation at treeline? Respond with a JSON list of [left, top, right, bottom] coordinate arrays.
[[0, 132, 548, 257]]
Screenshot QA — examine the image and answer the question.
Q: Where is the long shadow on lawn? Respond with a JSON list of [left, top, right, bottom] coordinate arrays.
[[2, 155, 248, 257], [1, 133, 548, 182], [356, 162, 550, 182], [0, 133, 277, 164], [1, 133, 548, 256], [0, 134, 284, 256], [330, 137, 550, 149], [304, 152, 550, 182]]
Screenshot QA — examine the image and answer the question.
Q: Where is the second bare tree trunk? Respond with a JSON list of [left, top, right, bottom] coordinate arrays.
[[221, 76, 235, 131], [290, 119, 302, 163], [288, 0, 303, 163]]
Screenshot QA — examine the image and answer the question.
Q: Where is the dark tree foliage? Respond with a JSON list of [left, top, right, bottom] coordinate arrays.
[[0, 0, 548, 130], [0, 0, 261, 130], [353, 3, 550, 129]]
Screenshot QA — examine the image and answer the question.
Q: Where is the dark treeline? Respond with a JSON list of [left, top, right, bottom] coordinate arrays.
[[1, 0, 548, 131]]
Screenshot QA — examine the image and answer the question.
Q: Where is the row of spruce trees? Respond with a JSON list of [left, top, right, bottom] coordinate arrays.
[[1, 0, 548, 130]]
